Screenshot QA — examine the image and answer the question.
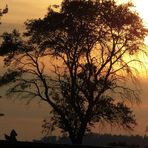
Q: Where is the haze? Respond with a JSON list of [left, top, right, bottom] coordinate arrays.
[[0, 0, 148, 141]]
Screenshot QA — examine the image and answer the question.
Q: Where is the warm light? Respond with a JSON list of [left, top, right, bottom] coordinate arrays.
[[120, 0, 148, 45], [130, 0, 148, 78], [114, 0, 148, 78], [133, 0, 148, 27], [144, 36, 148, 45]]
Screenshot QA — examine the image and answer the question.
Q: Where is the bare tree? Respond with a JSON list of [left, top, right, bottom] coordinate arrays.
[[0, 0, 148, 144]]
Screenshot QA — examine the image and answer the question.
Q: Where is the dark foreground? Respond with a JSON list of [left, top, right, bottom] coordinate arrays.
[[0, 140, 125, 148]]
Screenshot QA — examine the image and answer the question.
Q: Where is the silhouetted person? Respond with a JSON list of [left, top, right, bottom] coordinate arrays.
[[5, 129, 17, 142]]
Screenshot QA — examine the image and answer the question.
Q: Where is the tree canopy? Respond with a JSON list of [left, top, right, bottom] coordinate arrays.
[[0, 0, 148, 144]]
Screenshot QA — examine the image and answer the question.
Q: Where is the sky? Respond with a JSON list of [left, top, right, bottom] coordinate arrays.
[[0, 0, 148, 141]]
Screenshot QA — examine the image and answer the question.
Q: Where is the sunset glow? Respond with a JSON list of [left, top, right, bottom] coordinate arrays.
[[133, 0, 148, 45], [134, 0, 148, 26], [1, 0, 148, 142]]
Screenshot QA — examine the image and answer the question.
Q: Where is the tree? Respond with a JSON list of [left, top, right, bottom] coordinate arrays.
[[0, 0, 148, 144]]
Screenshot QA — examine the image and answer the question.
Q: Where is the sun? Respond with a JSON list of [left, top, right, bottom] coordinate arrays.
[[118, 0, 148, 26], [133, 0, 148, 26], [132, 0, 148, 45], [121, 0, 148, 77]]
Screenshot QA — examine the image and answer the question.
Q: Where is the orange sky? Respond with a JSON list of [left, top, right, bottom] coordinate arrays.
[[0, 0, 148, 141]]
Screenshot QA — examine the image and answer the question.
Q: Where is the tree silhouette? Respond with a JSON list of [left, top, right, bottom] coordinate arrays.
[[0, 0, 148, 144]]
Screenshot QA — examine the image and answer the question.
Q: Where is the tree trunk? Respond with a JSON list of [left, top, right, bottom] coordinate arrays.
[[69, 103, 92, 144], [70, 123, 87, 144], [71, 137, 83, 145]]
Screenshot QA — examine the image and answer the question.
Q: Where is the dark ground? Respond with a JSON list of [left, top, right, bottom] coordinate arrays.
[[0, 140, 125, 148]]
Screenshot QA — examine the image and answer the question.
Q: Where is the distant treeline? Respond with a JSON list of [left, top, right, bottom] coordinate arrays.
[[34, 133, 148, 148]]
